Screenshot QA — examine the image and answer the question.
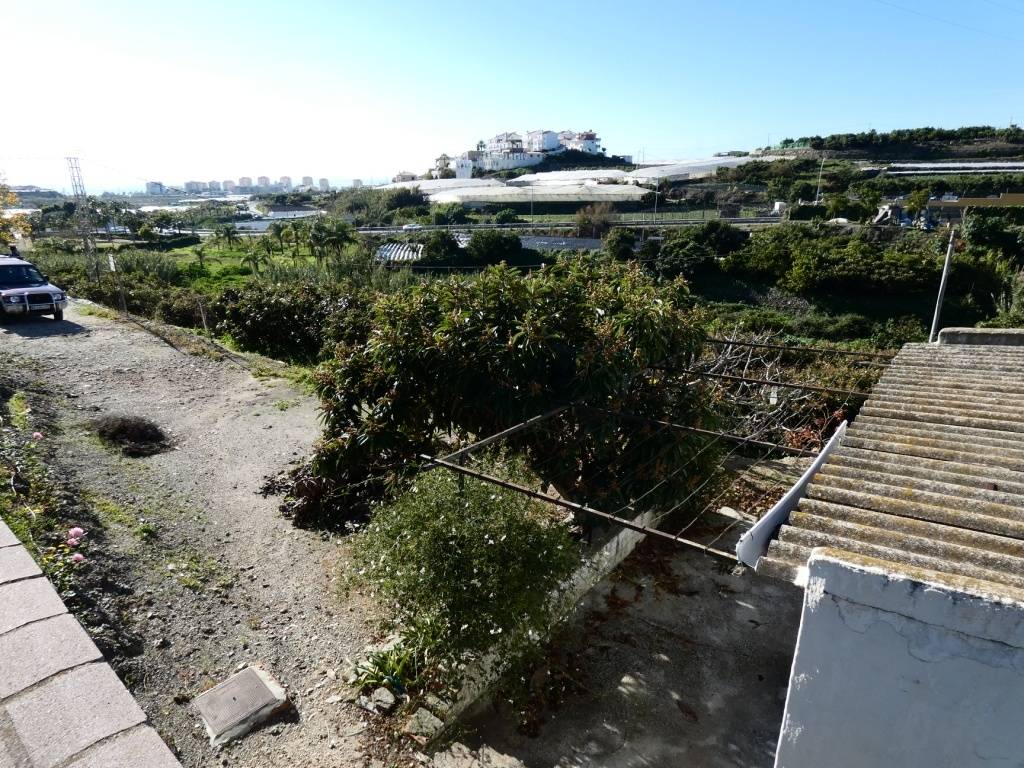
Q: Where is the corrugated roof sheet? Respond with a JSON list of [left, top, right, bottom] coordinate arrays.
[[375, 242, 423, 263], [757, 341, 1024, 595]]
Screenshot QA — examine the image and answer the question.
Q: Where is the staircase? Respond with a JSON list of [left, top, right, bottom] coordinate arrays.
[[757, 340, 1024, 589]]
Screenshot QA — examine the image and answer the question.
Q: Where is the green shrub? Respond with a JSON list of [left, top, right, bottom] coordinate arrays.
[[352, 465, 579, 661], [215, 281, 360, 361]]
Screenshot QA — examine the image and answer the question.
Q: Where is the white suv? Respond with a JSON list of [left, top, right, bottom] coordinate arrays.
[[0, 257, 69, 321]]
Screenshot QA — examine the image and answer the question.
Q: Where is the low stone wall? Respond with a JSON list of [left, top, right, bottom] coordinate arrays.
[[444, 509, 657, 726], [775, 548, 1024, 768], [0, 519, 180, 768]]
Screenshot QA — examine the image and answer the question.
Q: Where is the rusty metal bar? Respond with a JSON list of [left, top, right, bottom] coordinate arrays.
[[440, 405, 571, 463], [660, 367, 869, 399], [706, 337, 895, 360], [578, 406, 819, 457], [421, 454, 737, 559]]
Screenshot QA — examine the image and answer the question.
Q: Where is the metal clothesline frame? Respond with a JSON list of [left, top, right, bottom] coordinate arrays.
[[423, 404, 825, 561]]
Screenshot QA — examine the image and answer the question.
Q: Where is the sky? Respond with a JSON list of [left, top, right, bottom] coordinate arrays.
[[3, 0, 1024, 192]]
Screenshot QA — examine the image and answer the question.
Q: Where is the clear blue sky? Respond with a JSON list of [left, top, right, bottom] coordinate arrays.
[[5, 0, 1024, 191]]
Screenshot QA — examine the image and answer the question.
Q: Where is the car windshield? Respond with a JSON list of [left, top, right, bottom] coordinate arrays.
[[0, 264, 47, 289]]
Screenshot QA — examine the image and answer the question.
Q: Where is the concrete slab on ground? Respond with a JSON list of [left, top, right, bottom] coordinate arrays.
[[464, 531, 803, 767]]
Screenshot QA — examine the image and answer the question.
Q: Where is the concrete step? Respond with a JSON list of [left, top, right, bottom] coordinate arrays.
[[778, 523, 1024, 590], [845, 424, 1024, 461], [858, 405, 1024, 434], [852, 414, 1024, 447], [803, 483, 1024, 539], [817, 463, 1024, 507], [841, 435, 1024, 472], [797, 498, 1024, 558], [808, 474, 1024, 523], [827, 448, 1024, 496]]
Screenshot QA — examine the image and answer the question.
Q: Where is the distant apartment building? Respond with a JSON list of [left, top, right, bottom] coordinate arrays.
[[145, 181, 165, 195], [238, 176, 253, 188], [560, 130, 602, 154], [280, 176, 292, 191], [351, 179, 363, 189], [257, 176, 270, 189], [486, 132, 523, 153], [525, 130, 560, 152], [207, 180, 222, 192], [223, 179, 236, 193], [183, 180, 207, 192], [301, 176, 314, 187], [318, 178, 330, 192]]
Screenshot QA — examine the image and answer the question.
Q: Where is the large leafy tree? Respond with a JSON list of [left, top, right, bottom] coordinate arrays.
[[289, 259, 711, 526]]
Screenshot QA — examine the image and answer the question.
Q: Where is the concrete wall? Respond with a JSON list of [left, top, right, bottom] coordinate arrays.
[[776, 548, 1024, 768], [938, 327, 1024, 346]]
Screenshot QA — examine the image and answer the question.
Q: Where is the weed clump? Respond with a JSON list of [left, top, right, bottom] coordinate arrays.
[[93, 414, 168, 456]]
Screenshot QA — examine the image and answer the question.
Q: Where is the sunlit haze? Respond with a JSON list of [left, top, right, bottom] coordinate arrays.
[[4, 0, 1023, 191]]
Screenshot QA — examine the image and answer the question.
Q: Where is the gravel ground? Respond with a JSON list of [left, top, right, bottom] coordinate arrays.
[[0, 304, 378, 767]]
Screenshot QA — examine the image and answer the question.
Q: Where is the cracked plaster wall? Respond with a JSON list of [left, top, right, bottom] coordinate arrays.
[[775, 550, 1024, 768]]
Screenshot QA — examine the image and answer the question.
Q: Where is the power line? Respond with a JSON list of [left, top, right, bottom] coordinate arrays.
[[867, 0, 1024, 44]]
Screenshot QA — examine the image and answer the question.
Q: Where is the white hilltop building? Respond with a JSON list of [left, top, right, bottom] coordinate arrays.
[[436, 128, 608, 177]]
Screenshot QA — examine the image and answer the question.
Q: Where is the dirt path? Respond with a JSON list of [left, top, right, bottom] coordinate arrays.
[[1, 304, 375, 767]]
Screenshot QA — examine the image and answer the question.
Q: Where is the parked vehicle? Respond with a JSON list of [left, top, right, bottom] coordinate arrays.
[[0, 257, 69, 321], [401, 223, 423, 230]]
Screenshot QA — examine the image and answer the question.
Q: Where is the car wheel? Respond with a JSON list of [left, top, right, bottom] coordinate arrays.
[[53, 310, 64, 321]]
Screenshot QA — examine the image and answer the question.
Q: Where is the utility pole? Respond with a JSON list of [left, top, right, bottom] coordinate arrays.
[[813, 155, 826, 204], [929, 228, 957, 343], [66, 157, 99, 279]]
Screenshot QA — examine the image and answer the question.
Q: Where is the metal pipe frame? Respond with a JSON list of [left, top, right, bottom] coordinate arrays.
[[421, 454, 736, 560]]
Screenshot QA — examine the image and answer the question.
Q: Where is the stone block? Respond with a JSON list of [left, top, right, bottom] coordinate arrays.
[[0, 546, 41, 585], [0, 518, 18, 548], [4, 662, 147, 767], [404, 707, 444, 742], [0, 577, 65, 635], [193, 666, 290, 746], [65, 725, 180, 768], [0, 614, 103, 698]]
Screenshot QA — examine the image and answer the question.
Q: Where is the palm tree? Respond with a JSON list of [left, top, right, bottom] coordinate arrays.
[[191, 244, 219, 271], [288, 220, 309, 259], [267, 221, 287, 252], [216, 223, 241, 249], [308, 219, 329, 264], [322, 219, 356, 263], [240, 241, 270, 275]]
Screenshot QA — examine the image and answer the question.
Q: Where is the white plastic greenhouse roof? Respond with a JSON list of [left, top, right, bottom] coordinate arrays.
[[508, 169, 630, 186], [428, 184, 649, 205], [625, 155, 782, 183], [376, 178, 505, 191]]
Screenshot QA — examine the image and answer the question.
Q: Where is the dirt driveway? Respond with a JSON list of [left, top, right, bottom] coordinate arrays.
[[1, 304, 374, 767]]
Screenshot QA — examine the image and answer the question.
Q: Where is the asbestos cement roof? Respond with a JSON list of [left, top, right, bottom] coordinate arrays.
[[757, 340, 1024, 594]]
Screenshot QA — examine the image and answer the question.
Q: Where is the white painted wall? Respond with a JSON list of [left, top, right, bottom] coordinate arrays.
[[776, 550, 1024, 768]]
